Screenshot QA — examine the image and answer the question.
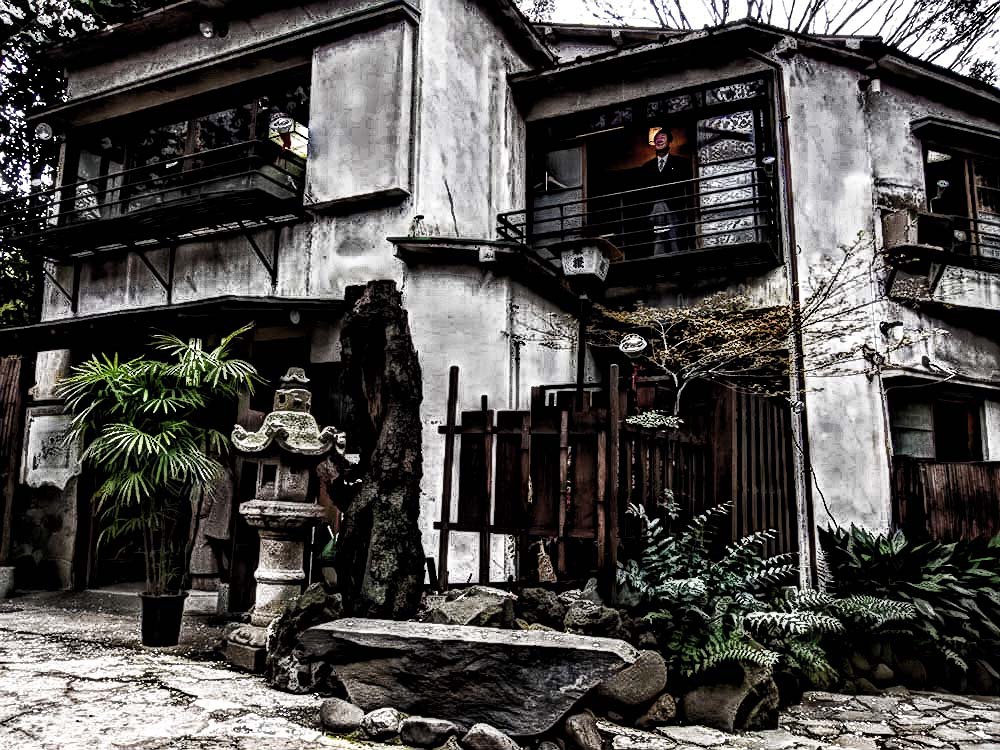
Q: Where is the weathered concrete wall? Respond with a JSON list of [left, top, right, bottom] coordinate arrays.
[[402, 261, 578, 583], [66, 0, 417, 104], [305, 20, 416, 208], [28, 0, 538, 586], [782, 52, 1000, 532], [413, 0, 529, 238]]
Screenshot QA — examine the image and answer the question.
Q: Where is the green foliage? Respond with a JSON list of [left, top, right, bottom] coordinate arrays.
[[55, 325, 258, 595], [619, 504, 915, 686], [820, 525, 1000, 676]]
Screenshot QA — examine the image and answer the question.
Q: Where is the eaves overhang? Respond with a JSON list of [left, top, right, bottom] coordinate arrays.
[[508, 22, 786, 93], [33, 0, 422, 128], [45, 0, 553, 73], [0, 296, 343, 357]]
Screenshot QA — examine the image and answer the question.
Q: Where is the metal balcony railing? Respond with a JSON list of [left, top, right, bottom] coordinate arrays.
[[0, 139, 306, 259], [496, 167, 778, 277], [883, 208, 1000, 274]]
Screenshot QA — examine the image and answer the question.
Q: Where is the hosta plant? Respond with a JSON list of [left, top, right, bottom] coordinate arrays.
[[56, 326, 258, 595], [820, 525, 1000, 679]]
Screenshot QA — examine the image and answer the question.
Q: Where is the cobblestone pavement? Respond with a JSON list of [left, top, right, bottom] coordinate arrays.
[[2, 593, 1000, 749], [601, 691, 1000, 750]]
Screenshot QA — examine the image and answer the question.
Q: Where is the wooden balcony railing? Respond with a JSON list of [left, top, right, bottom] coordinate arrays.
[[496, 167, 779, 281], [892, 456, 1000, 540], [0, 139, 306, 260]]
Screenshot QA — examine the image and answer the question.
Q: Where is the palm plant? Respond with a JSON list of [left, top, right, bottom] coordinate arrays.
[[56, 325, 258, 595]]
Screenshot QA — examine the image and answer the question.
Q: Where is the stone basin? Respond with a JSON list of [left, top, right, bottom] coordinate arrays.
[[298, 617, 639, 736]]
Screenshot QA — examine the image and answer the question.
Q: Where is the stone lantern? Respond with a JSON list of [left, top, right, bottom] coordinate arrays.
[[224, 367, 345, 671]]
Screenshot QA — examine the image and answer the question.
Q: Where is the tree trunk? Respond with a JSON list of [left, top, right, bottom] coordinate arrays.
[[335, 281, 425, 620]]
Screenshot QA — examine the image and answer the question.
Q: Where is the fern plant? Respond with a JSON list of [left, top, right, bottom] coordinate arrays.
[[619, 504, 915, 687], [56, 326, 259, 595]]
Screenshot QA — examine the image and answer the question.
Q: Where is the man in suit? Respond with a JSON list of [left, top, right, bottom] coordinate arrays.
[[636, 128, 693, 255]]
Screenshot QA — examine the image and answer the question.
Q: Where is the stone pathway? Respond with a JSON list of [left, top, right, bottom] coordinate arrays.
[[600, 691, 1000, 750], [2, 592, 999, 749]]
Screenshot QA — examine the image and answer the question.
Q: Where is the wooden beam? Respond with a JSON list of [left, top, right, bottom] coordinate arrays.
[[437, 365, 459, 592]]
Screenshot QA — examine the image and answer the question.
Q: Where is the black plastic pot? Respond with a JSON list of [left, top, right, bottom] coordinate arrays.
[[139, 591, 188, 647]]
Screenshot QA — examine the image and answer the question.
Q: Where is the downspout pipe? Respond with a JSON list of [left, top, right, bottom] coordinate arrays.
[[748, 47, 819, 589]]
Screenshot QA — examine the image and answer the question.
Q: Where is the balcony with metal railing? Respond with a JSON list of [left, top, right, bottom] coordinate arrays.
[[883, 208, 1000, 316], [0, 139, 306, 260], [496, 167, 780, 284]]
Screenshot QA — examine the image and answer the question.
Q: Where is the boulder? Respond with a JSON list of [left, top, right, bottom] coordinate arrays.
[[681, 664, 780, 732], [871, 663, 895, 686], [895, 658, 928, 688], [516, 588, 566, 629], [299, 618, 639, 736], [635, 694, 676, 729], [564, 711, 602, 750], [265, 584, 344, 693], [594, 720, 674, 750], [422, 586, 516, 629], [461, 723, 520, 750], [564, 600, 625, 640], [361, 707, 404, 740], [595, 650, 667, 706], [401, 717, 462, 747], [319, 698, 364, 734]]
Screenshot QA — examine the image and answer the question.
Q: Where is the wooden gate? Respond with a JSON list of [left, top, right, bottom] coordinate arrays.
[[434, 366, 798, 588]]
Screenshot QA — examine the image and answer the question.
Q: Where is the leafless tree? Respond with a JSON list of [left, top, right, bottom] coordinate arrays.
[[527, 0, 999, 77]]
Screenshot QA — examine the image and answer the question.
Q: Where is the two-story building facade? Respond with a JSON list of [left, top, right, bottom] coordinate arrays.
[[1, 0, 998, 594]]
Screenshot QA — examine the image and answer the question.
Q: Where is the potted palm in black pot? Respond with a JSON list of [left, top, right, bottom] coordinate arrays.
[[56, 326, 258, 646]]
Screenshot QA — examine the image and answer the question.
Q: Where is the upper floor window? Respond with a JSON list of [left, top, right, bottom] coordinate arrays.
[[512, 76, 777, 264], [66, 76, 310, 224], [922, 146, 1000, 258], [890, 390, 984, 461]]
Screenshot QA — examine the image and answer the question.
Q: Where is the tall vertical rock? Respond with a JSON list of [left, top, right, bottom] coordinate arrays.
[[336, 280, 424, 619]]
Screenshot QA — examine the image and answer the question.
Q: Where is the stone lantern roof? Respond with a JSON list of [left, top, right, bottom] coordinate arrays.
[[232, 367, 344, 457]]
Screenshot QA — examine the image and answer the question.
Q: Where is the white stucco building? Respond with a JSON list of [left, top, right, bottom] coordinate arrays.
[[1, 0, 998, 596]]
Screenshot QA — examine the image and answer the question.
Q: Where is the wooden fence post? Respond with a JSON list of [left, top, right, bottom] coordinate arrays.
[[437, 366, 459, 592]]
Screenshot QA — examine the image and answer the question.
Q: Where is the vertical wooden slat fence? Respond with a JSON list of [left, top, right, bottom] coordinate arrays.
[[435, 367, 798, 586], [893, 457, 1000, 541], [0, 356, 24, 563]]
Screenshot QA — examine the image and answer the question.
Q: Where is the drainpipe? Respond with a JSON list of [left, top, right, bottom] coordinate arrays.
[[748, 47, 819, 589]]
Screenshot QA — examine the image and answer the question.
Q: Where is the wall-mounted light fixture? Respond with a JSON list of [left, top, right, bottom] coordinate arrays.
[[33, 122, 64, 143], [618, 333, 648, 359], [198, 16, 229, 39], [761, 155, 777, 176], [879, 320, 905, 344]]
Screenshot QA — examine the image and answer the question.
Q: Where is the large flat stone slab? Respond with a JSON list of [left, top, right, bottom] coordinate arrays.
[[299, 618, 640, 736]]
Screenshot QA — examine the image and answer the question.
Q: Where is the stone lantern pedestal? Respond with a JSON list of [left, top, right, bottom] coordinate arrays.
[[223, 367, 345, 672], [240, 500, 326, 627]]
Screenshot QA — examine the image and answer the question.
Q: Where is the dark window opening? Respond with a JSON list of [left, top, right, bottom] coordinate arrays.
[[890, 391, 984, 461]]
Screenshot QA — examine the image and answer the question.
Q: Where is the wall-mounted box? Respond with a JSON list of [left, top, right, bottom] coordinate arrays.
[[304, 19, 415, 210]]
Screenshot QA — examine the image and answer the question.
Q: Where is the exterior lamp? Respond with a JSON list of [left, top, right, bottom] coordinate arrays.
[[761, 155, 777, 176], [269, 113, 295, 134], [198, 17, 229, 38], [34, 122, 61, 142], [879, 320, 905, 344], [560, 239, 621, 283], [619, 334, 648, 359], [554, 239, 623, 409]]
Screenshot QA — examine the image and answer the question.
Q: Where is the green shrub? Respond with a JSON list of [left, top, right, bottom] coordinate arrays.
[[820, 525, 1000, 678], [619, 504, 915, 687]]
